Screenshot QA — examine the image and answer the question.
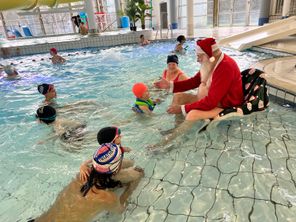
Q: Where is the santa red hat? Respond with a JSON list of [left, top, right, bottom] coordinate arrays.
[[196, 38, 219, 62]]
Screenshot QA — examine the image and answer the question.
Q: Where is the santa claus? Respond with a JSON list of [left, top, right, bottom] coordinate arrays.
[[154, 37, 244, 121]]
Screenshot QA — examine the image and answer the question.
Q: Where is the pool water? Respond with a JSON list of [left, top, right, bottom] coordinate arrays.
[[0, 41, 296, 222]]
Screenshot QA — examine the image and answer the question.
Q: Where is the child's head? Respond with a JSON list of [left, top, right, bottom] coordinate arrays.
[[140, 34, 144, 40], [167, 54, 179, 70], [177, 35, 186, 44], [36, 105, 56, 124], [49, 48, 58, 56], [37, 83, 57, 99], [97, 126, 121, 145], [4, 65, 18, 77], [93, 143, 123, 174], [132, 82, 149, 100], [80, 142, 123, 196]]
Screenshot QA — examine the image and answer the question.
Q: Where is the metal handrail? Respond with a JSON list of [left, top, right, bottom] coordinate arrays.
[[101, 18, 117, 32]]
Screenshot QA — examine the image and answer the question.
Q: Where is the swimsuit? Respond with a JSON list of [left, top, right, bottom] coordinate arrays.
[[132, 98, 155, 113], [61, 124, 87, 142], [162, 69, 183, 82]]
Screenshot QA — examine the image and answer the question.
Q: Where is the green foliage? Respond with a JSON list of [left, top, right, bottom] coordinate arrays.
[[125, 0, 152, 27]]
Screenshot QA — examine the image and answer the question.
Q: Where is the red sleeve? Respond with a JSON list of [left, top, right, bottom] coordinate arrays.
[[173, 72, 201, 93], [184, 64, 233, 112]]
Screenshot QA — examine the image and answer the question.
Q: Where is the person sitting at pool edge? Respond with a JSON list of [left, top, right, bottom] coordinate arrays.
[[155, 37, 243, 121], [132, 82, 161, 114], [50, 48, 66, 64], [139, 34, 150, 46], [79, 22, 88, 36]]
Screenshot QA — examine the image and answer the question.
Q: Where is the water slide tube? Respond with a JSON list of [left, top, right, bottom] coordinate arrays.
[[0, 0, 82, 11]]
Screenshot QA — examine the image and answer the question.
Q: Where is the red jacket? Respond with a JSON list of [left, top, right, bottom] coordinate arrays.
[[173, 54, 243, 113]]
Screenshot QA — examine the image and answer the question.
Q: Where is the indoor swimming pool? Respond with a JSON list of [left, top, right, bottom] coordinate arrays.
[[0, 41, 295, 222]]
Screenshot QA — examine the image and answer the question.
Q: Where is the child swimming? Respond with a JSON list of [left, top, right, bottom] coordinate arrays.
[[36, 105, 87, 144], [139, 34, 150, 46], [2, 65, 19, 79], [37, 83, 57, 106], [174, 35, 187, 54], [32, 140, 144, 222], [50, 48, 66, 64], [132, 82, 161, 114]]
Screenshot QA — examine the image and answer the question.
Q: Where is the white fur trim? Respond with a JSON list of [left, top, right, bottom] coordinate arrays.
[[195, 45, 205, 54], [212, 44, 219, 51], [209, 57, 215, 62], [181, 105, 187, 116]]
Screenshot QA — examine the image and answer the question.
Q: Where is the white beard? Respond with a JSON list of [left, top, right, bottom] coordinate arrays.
[[200, 61, 214, 83], [198, 61, 214, 100]]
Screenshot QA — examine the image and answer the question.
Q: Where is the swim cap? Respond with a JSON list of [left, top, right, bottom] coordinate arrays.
[[167, 55, 178, 64], [97, 126, 120, 144], [92, 143, 123, 174], [37, 83, 53, 95], [36, 105, 56, 122], [4, 65, 17, 75], [50, 48, 58, 54], [132, 82, 148, 98]]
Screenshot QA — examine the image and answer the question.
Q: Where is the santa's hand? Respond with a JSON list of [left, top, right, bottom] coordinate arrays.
[[167, 105, 182, 114], [154, 79, 170, 90]]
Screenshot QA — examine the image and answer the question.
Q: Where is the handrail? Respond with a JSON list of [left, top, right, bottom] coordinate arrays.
[[101, 18, 117, 32]]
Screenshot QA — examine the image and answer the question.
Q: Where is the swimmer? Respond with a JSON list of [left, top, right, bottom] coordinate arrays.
[[139, 34, 150, 46], [32, 142, 144, 222], [50, 48, 66, 64], [132, 82, 161, 114], [37, 83, 98, 111], [174, 35, 187, 54], [2, 65, 19, 79], [162, 55, 188, 83], [37, 83, 57, 106], [36, 105, 87, 144]]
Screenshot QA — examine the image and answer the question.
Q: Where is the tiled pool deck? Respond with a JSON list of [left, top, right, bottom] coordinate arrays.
[[95, 107, 296, 222]]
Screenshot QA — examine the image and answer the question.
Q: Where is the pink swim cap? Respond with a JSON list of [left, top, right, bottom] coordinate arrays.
[[50, 48, 58, 54], [132, 82, 148, 98]]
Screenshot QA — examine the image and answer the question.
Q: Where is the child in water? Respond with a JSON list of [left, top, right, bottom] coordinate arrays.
[[37, 83, 57, 106], [1, 65, 19, 79], [36, 105, 87, 143], [139, 34, 150, 46], [32, 138, 144, 222], [174, 35, 187, 54], [49, 48, 66, 64], [132, 82, 161, 114]]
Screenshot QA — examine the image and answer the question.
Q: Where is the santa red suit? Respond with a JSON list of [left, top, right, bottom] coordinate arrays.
[[171, 38, 243, 115]]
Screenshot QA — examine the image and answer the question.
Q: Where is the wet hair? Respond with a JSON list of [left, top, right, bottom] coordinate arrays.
[[97, 126, 117, 144], [36, 105, 56, 124], [37, 83, 51, 95], [80, 167, 122, 197], [176, 35, 186, 43], [140, 34, 144, 38], [81, 22, 84, 25]]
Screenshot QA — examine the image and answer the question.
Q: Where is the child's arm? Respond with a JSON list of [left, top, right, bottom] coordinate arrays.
[[138, 105, 153, 114], [79, 159, 92, 183]]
